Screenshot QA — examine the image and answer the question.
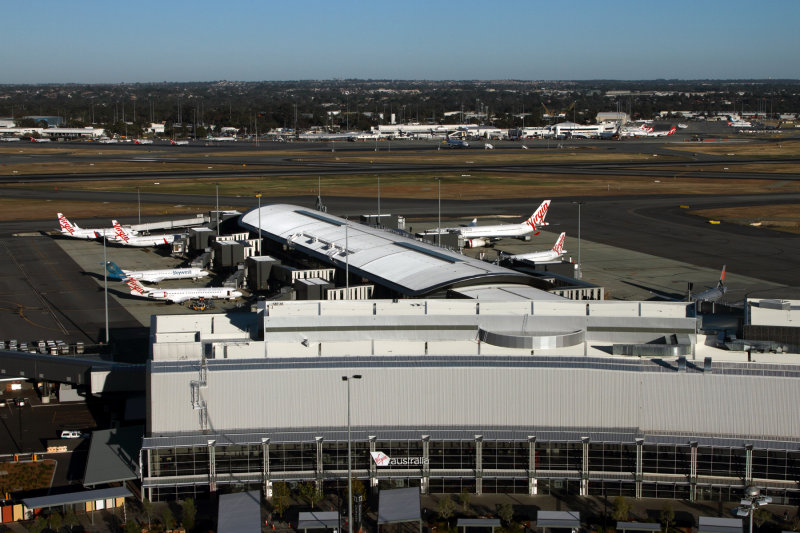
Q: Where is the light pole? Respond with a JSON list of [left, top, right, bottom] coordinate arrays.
[[342, 375, 362, 533], [103, 234, 109, 344], [572, 201, 584, 279], [435, 177, 442, 247], [345, 221, 349, 298], [736, 485, 772, 533], [256, 192, 262, 256]]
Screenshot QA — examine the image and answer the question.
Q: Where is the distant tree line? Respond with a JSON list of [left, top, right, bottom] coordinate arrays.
[[2, 79, 798, 137]]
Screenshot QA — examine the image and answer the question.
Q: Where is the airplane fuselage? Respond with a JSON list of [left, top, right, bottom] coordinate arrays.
[[122, 268, 209, 283], [110, 234, 179, 247], [507, 249, 565, 263], [458, 222, 533, 239], [140, 287, 241, 303]]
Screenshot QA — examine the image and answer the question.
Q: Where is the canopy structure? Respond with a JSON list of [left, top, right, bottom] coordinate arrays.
[[458, 518, 502, 533], [377, 487, 422, 533], [298, 511, 340, 531], [83, 425, 142, 486], [218, 491, 261, 533], [698, 517, 743, 533], [23, 486, 131, 509], [616, 523, 662, 533], [537, 511, 580, 530]]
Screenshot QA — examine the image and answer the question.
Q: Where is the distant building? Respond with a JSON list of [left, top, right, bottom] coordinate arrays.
[[23, 115, 63, 127], [595, 111, 628, 123]]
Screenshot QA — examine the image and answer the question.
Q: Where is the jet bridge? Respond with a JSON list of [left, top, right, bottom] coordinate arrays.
[[0, 350, 145, 394]]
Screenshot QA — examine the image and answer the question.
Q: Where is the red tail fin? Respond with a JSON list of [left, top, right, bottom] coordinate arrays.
[[526, 200, 551, 229], [125, 277, 147, 295], [57, 213, 75, 234], [112, 220, 131, 243], [552, 232, 566, 254]]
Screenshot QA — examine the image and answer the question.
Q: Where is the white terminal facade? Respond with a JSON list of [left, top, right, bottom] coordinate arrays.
[[141, 206, 800, 504]]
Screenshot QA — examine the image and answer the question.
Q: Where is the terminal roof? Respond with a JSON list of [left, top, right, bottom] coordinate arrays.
[[240, 204, 552, 297]]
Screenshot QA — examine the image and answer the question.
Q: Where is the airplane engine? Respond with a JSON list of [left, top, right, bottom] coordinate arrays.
[[464, 238, 488, 249]]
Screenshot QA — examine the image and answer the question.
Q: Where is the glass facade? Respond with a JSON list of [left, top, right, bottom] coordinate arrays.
[[142, 438, 800, 503]]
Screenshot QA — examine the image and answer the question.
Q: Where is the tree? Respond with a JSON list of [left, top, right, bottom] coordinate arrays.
[[272, 481, 292, 518], [459, 490, 472, 513], [182, 498, 197, 531], [14, 118, 38, 128], [48, 510, 63, 531], [299, 482, 323, 509], [64, 507, 80, 530], [437, 495, 456, 526], [611, 496, 631, 522], [162, 506, 175, 530], [754, 509, 771, 530], [142, 497, 153, 528], [125, 519, 141, 533], [660, 503, 675, 533], [27, 516, 46, 533], [498, 503, 514, 527]]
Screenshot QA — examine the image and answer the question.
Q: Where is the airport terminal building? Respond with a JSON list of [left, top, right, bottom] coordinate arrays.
[[141, 297, 800, 504], [139, 207, 800, 504]]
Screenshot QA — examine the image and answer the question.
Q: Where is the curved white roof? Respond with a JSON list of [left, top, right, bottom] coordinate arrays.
[[240, 204, 549, 297]]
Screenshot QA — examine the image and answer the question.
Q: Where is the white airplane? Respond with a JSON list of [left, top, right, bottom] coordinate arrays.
[[106, 261, 209, 283], [485, 143, 494, 150], [648, 126, 677, 137], [0, 137, 20, 142], [456, 200, 551, 248], [124, 277, 242, 304], [728, 119, 753, 128], [170, 139, 189, 146], [133, 139, 153, 145], [110, 220, 184, 247], [57, 213, 135, 240], [29, 137, 51, 143], [502, 232, 567, 264], [619, 124, 651, 137]]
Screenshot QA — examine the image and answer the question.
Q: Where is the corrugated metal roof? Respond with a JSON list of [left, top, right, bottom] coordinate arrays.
[[83, 426, 142, 486], [378, 487, 421, 524], [452, 284, 564, 301], [537, 511, 581, 528], [239, 205, 551, 297], [298, 511, 340, 529], [218, 491, 261, 533], [698, 517, 743, 533], [147, 357, 800, 445]]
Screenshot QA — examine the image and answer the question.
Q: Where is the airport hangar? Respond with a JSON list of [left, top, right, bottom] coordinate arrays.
[[141, 204, 800, 504]]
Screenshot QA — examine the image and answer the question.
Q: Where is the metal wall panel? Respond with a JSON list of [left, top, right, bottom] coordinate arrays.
[[148, 363, 800, 443]]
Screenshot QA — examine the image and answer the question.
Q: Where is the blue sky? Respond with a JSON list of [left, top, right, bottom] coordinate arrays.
[[2, 0, 798, 83]]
